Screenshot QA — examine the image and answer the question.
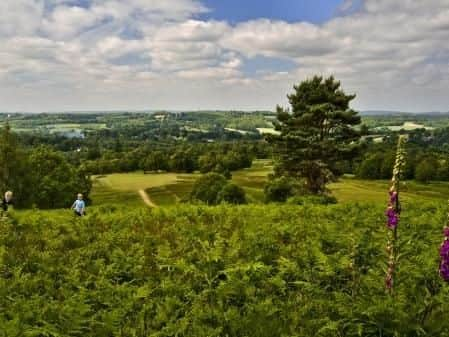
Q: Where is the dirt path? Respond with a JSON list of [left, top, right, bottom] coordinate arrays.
[[138, 189, 158, 208]]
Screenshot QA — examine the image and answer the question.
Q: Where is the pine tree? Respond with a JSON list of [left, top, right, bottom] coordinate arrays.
[[268, 76, 361, 194]]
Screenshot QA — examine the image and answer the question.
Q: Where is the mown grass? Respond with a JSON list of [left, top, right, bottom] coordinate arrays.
[[330, 179, 449, 204], [94, 172, 181, 191], [90, 160, 448, 207], [89, 181, 143, 207]]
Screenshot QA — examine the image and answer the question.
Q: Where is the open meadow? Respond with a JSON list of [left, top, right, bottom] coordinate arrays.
[[89, 160, 449, 208]]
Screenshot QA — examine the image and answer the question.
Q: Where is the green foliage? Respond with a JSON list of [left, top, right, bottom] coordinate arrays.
[[264, 176, 298, 202], [190, 173, 228, 204], [0, 123, 31, 207], [1, 202, 449, 336], [287, 194, 337, 205], [0, 126, 91, 209], [415, 158, 438, 183], [217, 183, 247, 204], [142, 151, 169, 172], [268, 76, 361, 194], [28, 146, 92, 208], [169, 150, 197, 173], [357, 153, 384, 179]]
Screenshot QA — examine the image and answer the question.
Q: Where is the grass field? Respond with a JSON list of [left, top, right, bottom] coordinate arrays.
[[8, 122, 108, 134], [91, 172, 199, 207], [90, 160, 449, 208], [94, 172, 182, 191], [329, 179, 449, 203]]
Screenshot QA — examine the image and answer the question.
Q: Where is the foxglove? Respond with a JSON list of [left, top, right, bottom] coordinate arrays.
[[385, 135, 407, 291], [439, 203, 449, 282]]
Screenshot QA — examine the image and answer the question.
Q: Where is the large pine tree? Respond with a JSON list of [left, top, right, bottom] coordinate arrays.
[[268, 76, 361, 194]]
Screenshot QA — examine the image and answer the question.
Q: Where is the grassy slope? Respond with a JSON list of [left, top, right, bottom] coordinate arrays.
[[329, 179, 449, 203], [90, 160, 449, 207], [94, 172, 181, 191], [3, 202, 449, 336]]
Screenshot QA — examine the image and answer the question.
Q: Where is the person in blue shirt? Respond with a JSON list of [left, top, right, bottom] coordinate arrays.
[[71, 193, 86, 216]]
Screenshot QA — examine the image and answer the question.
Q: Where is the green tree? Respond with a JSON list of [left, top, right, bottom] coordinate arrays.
[[142, 151, 169, 173], [415, 158, 438, 183], [360, 124, 369, 135], [217, 183, 247, 204], [170, 150, 197, 173], [198, 153, 218, 173], [268, 76, 361, 194], [437, 160, 449, 181], [28, 146, 92, 208], [190, 173, 227, 205], [380, 151, 395, 179], [0, 123, 19, 192], [86, 139, 101, 160], [0, 123, 31, 207], [213, 163, 232, 179], [356, 153, 382, 179], [264, 176, 297, 202]]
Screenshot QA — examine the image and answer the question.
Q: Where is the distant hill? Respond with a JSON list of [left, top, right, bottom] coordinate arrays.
[[361, 110, 449, 116]]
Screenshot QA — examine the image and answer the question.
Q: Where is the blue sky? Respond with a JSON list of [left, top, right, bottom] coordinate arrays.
[[202, 0, 343, 83], [54, 0, 345, 23], [200, 0, 344, 24]]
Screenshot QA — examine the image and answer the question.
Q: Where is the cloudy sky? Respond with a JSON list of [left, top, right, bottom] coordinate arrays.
[[1, 0, 449, 112]]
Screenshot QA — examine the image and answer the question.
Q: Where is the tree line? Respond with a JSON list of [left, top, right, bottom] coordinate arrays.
[[0, 124, 91, 209], [79, 142, 263, 177], [356, 144, 449, 182]]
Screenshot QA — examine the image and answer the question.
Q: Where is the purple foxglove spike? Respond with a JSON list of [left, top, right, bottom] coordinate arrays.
[[389, 191, 398, 205]]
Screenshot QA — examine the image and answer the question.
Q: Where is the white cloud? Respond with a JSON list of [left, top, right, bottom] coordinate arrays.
[[221, 19, 338, 58], [0, 0, 44, 37], [1, 0, 449, 112]]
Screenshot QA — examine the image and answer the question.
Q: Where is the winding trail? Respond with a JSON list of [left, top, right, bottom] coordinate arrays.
[[138, 189, 158, 208]]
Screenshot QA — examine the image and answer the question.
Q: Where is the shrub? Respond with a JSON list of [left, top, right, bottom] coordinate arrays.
[[190, 173, 227, 204], [217, 183, 247, 204], [264, 176, 298, 202]]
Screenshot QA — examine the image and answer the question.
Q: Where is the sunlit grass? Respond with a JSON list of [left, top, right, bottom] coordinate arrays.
[[90, 160, 448, 207]]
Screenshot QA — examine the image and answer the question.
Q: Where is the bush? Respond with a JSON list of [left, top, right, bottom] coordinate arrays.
[[217, 183, 247, 204], [264, 176, 298, 202], [213, 163, 232, 179], [190, 173, 227, 204]]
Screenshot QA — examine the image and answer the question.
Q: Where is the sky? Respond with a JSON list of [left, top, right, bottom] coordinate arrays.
[[1, 0, 449, 112]]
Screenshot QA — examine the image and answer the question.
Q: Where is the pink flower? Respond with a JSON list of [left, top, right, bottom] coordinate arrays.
[[386, 207, 399, 229], [389, 190, 398, 205]]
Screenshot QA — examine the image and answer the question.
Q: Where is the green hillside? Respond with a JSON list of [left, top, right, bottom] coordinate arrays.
[[2, 202, 448, 336]]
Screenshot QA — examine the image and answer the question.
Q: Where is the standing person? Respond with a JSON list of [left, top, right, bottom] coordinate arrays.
[[1, 191, 13, 214], [71, 193, 86, 217]]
